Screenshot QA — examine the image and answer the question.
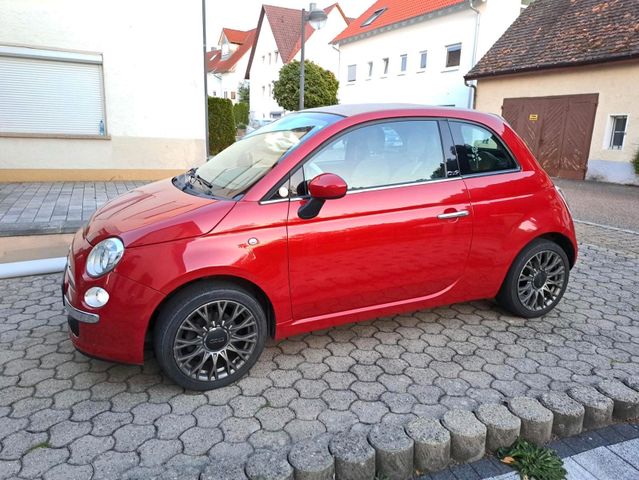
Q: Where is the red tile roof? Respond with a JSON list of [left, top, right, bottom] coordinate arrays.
[[206, 49, 221, 72], [222, 28, 252, 45], [208, 29, 256, 74], [332, 0, 465, 44], [466, 0, 639, 79]]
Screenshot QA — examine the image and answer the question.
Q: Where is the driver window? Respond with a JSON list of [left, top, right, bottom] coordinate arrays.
[[303, 120, 446, 191]]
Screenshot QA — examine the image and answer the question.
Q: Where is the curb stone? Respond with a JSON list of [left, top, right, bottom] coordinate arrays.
[[539, 391, 585, 438], [236, 376, 639, 480]]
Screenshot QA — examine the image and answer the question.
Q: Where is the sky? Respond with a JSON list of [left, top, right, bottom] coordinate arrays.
[[206, 0, 372, 48]]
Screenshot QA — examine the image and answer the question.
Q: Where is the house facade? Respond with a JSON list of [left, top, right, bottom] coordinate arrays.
[[246, 3, 349, 121], [466, 0, 639, 185], [332, 0, 524, 108], [207, 28, 255, 103], [0, 0, 206, 181]]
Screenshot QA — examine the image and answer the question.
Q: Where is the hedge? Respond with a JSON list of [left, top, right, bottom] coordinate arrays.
[[233, 102, 249, 127], [208, 97, 236, 155]]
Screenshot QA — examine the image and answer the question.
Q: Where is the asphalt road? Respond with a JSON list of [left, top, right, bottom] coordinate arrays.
[[554, 179, 639, 231]]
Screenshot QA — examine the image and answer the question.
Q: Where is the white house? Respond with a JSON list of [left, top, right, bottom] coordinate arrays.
[[0, 0, 206, 181], [333, 0, 526, 108], [246, 3, 350, 121], [207, 28, 255, 103]]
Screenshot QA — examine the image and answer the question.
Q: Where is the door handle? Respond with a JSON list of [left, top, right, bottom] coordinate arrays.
[[437, 210, 469, 220]]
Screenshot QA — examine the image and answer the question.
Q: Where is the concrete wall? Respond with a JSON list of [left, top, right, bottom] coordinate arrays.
[[474, 61, 639, 185], [0, 0, 206, 181], [336, 0, 521, 108]]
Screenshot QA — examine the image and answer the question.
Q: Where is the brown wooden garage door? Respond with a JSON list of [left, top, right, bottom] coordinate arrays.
[[502, 94, 598, 180]]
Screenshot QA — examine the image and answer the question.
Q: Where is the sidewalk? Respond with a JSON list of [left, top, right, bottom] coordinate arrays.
[[419, 422, 639, 480], [0, 181, 149, 236]]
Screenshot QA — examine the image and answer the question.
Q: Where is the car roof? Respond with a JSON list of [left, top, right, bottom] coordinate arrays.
[[304, 103, 478, 117]]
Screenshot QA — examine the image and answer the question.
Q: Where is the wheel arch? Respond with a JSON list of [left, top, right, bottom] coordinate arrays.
[[146, 275, 277, 342], [538, 232, 576, 268]]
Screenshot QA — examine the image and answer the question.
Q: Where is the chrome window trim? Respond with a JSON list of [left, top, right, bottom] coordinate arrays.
[[459, 167, 522, 180]]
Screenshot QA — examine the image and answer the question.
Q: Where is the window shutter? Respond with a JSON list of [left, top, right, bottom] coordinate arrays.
[[0, 47, 105, 136]]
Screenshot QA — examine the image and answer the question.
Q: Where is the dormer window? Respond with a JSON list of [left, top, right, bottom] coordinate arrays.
[[361, 7, 386, 27]]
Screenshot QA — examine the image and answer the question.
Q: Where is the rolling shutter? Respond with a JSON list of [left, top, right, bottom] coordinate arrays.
[[0, 46, 106, 136]]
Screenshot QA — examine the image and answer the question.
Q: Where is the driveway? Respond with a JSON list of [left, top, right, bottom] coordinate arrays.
[[555, 178, 639, 231], [0, 224, 638, 479]]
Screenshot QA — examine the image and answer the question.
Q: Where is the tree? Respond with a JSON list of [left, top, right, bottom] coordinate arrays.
[[238, 81, 250, 105], [273, 60, 338, 111], [233, 102, 249, 127], [208, 97, 235, 155]]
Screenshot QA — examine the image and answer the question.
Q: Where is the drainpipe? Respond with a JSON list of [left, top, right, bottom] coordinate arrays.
[[467, 0, 481, 109]]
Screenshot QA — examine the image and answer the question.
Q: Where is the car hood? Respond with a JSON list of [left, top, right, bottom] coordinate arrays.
[[84, 179, 236, 247]]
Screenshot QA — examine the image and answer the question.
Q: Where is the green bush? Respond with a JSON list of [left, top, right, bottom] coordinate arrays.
[[633, 147, 639, 175], [233, 102, 249, 127], [208, 97, 235, 155], [273, 60, 338, 111]]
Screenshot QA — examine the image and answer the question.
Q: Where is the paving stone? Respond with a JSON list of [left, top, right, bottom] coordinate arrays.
[[246, 450, 293, 480], [475, 403, 521, 452], [288, 437, 334, 480], [539, 391, 585, 437], [368, 423, 414, 480], [220, 417, 261, 442], [156, 413, 196, 439], [114, 424, 155, 452], [329, 432, 376, 480], [91, 411, 132, 436], [92, 451, 139, 480], [138, 439, 182, 466], [42, 463, 93, 480], [441, 409, 486, 463], [597, 378, 639, 420], [405, 417, 451, 473], [202, 463, 248, 480], [19, 447, 69, 479], [508, 397, 553, 445], [180, 426, 223, 455], [0, 430, 47, 460], [69, 434, 114, 464]]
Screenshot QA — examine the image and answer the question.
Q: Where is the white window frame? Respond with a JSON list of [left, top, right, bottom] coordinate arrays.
[[605, 114, 629, 150], [419, 51, 428, 71], [381, 57, 389, 76], [399, 54, 407, 73], [347, 64, 357, 82], [444, 43, 462, 70], [0, 44, 108, 139], [367, 61, 373, 78]]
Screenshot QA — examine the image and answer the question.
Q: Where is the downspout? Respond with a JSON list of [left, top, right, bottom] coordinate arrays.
[[466, 0, 481, 109], [332, 43, 340, 102], [202, 0, 210, 158]]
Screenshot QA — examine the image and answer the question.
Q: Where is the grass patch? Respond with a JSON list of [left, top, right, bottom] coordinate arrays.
[[28, 441, 50, 452], [497, 438, 566, 480]]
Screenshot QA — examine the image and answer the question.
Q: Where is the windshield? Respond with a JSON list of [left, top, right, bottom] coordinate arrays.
[[193, 112, 342, 199]]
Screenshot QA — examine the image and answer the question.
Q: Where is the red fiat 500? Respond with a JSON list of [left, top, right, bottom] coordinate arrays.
[[63, 105, 577, 390]]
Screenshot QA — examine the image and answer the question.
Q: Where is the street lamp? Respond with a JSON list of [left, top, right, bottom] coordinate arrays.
[[299, 3, 328, 110]]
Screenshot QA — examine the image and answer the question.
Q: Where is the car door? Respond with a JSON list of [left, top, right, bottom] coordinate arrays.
[[286, 118, 473, 323]]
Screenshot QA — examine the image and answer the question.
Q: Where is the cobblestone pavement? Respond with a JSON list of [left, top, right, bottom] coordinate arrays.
[[0, 224, 638, 479], [0, 182, 147, 236]]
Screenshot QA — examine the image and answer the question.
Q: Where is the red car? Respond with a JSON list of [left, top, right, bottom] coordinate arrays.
[[63, 104, 577, 390]]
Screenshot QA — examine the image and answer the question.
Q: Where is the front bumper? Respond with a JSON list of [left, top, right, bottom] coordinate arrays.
[[64, 232, 165, 365]]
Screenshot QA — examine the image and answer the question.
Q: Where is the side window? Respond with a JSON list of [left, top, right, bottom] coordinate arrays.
[[303, 120, 447, 191], [449, 121, 518, 175]]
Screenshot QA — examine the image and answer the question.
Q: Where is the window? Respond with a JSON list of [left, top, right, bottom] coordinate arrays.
[[302, 120, 447, 191], [445, 44, 462, 68], [609, 115, 628, 149], [348, 64, 357, 82], [268, 53, 272, 64], [361, 8, 386, 27], [231, 91, 236, 100], [274, 51, 278, 63], [262, 85, 265, 96], [449, 121, 518, 175], [0, 45, 106, 136], [400, 54, 407, 72], [268, 84, 272, 97], [224, 91, 228, 99], [419, 51, 428, 70], [367, 61, 373, 77], [382, 58, 389, 75]]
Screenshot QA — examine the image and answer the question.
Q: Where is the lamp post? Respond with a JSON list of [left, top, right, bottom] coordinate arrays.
[[299, 3, 328, 110]]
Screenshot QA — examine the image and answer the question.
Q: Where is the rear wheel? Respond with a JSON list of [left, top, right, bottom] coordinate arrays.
[[154, 282, 267, 391], [497, 239, 569, 318]]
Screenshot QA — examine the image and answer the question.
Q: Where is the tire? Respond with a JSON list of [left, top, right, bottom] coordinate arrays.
[[153, 281, 267, 391], [497, 239, 569, 318]]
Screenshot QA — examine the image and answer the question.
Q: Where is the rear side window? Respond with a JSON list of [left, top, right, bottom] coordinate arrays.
[[449, 121, 518, 175]]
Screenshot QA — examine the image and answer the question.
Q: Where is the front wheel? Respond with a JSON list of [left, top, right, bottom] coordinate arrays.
[[154, 282, 267, 390], [497, 239, 569, 318]]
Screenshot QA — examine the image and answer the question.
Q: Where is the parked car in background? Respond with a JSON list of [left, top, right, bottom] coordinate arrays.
[[245, 118, 273, 134], [63, 104, 577, 390]]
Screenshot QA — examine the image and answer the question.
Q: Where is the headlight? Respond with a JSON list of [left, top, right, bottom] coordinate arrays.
[[86, 238, 124, 278]]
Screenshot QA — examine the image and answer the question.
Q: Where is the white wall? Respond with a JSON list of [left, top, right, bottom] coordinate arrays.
[[337, 0, 521, 108], [249, 7, 347, 120], [0, 0, 206, 179]]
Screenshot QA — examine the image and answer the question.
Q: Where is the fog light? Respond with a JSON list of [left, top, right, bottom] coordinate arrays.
[[84, 287, 109, 308]]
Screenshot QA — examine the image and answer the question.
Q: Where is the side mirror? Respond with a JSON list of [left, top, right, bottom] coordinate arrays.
[[298, 173, 347, 219]]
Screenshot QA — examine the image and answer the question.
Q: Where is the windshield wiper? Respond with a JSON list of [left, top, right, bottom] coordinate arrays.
[[184, 168, 214, 192]]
